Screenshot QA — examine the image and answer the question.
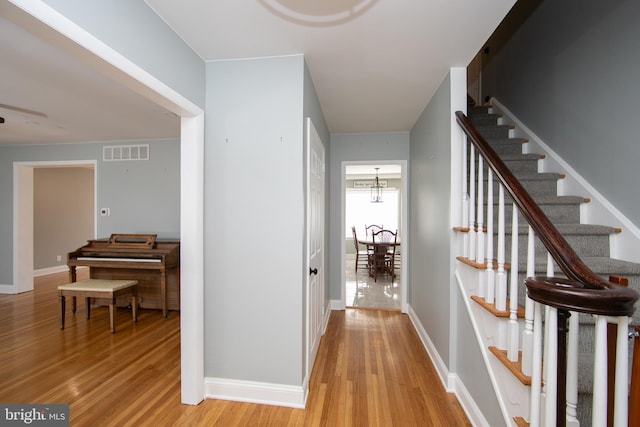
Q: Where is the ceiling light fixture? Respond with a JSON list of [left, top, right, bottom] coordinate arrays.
[[371, 167, 383, 203]]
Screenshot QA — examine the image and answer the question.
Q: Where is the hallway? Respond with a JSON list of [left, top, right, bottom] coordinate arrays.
[[0, 272, 468, 426]]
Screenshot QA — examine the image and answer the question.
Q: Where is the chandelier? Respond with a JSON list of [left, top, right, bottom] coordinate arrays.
[[370, 167, 383, 203]]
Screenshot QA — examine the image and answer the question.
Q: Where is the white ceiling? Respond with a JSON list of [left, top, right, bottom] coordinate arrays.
[[0, 0, 515, 145], [0, 10, 181, 145]]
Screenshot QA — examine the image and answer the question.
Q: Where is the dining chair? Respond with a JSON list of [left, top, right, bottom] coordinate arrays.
[[365, 224, 383, 240], [371, 229, 397, 282], [351, 226, 371, 273]]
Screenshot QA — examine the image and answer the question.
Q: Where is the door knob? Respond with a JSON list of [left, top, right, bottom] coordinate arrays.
[[309, 268, 318, 275]]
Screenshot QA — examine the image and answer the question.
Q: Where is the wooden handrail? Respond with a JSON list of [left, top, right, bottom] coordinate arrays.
[[455, 111, 638, 317]]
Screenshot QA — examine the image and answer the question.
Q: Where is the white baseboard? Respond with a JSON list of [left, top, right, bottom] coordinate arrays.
[[323, 305, 331, 334], [406, 304, 451, 391], [330, 298, 344, 311], [204, 377, 306, 409], [34, 265, 69, 277], [0, 284, 16, 294], [407, 303, 491, 425], [453, 375, 491, 427]]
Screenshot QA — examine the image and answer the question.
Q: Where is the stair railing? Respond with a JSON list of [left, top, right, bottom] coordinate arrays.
[[455, 110, 638, 426]]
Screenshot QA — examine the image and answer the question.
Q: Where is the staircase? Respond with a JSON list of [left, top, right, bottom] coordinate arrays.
[[456, 100, 640, 425]]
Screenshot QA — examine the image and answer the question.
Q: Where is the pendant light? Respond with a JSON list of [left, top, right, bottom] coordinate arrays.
[[370, 167, 383, 203]]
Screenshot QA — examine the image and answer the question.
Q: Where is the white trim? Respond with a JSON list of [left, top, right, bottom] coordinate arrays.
[[406, 304, 451, 391], [323, 305, 331, 334], [330, 299, 345, 311], [204, 377, 306, 409], [34, 265, 89, 278], [34, 265, 68, 277], [453, 375, 491, 427], [12, 160, 97, 295], [5, 0, 201, 117], [7, 0, 205, 405], [340, 160, 409, 313], [491, 98, 640, 263], [179, 114, 205, 405], [13, 163, 33, 294], [0, 285, 15, 293], [455, 264, 527, 426]]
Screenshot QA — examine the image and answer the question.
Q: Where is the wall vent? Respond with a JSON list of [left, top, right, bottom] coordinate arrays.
[[103, 144, 149, 161]]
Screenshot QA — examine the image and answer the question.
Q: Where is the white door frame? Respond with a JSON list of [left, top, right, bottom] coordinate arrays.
[[8, 1, 205, 405], [305, 117, 325, 391], [340, 160, 409, 313], [13, 160, 97, 294]]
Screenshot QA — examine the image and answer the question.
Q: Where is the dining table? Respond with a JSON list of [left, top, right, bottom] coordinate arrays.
[[357, 237, 400, 278]]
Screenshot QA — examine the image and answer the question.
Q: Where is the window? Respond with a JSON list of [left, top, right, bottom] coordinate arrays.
[[345, 187, 399, 238]]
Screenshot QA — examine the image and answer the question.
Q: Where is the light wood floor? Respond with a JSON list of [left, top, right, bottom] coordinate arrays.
[[0, 271, 470, 426]]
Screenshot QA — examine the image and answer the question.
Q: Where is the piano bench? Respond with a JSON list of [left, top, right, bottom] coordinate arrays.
[[58, 279, 138, 333]]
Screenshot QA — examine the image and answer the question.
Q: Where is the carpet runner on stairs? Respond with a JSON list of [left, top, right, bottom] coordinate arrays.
[[467, 104, 640, 425]]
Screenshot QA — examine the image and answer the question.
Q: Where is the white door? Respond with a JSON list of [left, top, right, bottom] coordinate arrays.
[[306, 117, 325, 379]]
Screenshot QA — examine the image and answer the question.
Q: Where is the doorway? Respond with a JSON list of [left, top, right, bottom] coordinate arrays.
[[13, 161, 96, 293], [7, 2, 204, 404], [341, 161, 408, 312]]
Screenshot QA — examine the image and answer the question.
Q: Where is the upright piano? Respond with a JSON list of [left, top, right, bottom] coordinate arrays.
[[67, 233, 180, 318]]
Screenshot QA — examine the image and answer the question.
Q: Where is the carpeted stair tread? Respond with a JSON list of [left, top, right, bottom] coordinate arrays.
[[487, 137, 527, 145], [469, 104, 640, 427], [468, 106, 492, 116], [470, 114, 502, 126], [481, 174, 562, 198], [497, 153, 543, 161], [471, 153, 542, 162], [503, 223, 619, 236], [495, 195, 587, 206], [490, 172, 562, 181], [476, 125, 514, 139], [518, 256, 640, 277], [487, 139, 528, 155]]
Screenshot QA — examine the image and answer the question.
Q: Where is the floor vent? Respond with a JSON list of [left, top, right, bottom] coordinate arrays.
[[103, 144, 149, 161]]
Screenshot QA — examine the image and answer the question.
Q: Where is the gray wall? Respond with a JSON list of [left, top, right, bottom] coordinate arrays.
[[482, 0, 640, 226], [0, 140, 180, 284], [34, 167, 94, 270], [42, 0, 205, 109], [328, 132, 410, 301], [204, 55, 328, 387], [409, 72, 454, 365], [409, 70, 502, 424], [97, 142, 180, 238]]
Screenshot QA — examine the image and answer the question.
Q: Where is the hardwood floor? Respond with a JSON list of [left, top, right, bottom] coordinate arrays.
[[0, 271, 470, 426]]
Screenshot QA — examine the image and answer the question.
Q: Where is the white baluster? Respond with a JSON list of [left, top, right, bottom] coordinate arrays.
[[485, 170, 495, 304], [507, 203, 519, 361], [477, 156, 486, 297], [547, 252, 554, 277], [529, 301, 543, 427], [462, 136, 469, 258], [614, 315, 629, 427], [521, 226, 535, 376], [543, 307, 558, 427], [592, 315, 608, 426], [469, 145, 476, 262], [566, 312, 579, 426], [495, 184, 507, 312]]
